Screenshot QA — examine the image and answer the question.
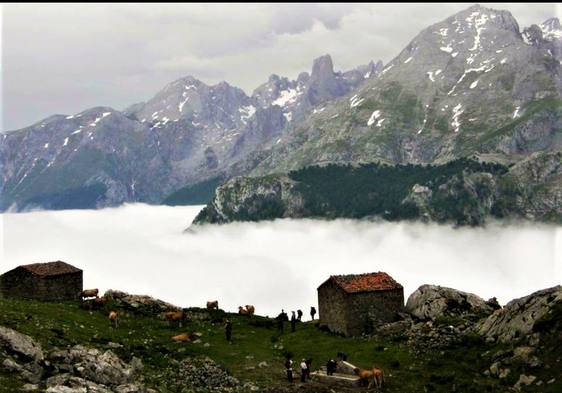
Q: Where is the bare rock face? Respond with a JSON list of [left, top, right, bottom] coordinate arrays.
[[477, 286, 562, 343], [405, 284, 494, 321]]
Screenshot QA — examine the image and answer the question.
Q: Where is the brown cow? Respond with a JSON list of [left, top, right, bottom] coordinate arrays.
[[108, 311, 119, 328], [206, 300, 219, 310], [245, 305, 255, 315], [80, 296, 107, 311], [354, 366, 384, 389], [80, 289, 99, 298], [165, 310, 188, 327], [171, 331, 202, 342], [238, 306, 249, 315]]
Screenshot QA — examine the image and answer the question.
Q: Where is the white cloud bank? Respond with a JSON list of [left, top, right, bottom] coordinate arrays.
[[1, 204, 561, 319]]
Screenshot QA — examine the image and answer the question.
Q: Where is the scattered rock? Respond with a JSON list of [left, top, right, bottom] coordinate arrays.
[[160, 357, 241, 392], [514, 374, 536, 390]]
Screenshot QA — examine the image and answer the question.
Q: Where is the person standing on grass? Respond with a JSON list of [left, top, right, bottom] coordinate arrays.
[[225, 319, 232, 342], [310, 306, 316, 320], [290, 311, 297, 332], [285, 356, 293, 382], [305, 359, 312, 380], [297, 309, 303, 321], [300, 358, 308, 382]]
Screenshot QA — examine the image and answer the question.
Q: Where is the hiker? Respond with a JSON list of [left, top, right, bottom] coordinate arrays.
[[326, 359, 337, 376], [297, 309, 303, 321], [290, 311, 297, 332], [285, 356, 293, 382], [305, 359, 312, 380], [310, 306, 316, 320], [300, 358, 308, 382], [225, 319, 232, 342], [276, 310, 287, 332]]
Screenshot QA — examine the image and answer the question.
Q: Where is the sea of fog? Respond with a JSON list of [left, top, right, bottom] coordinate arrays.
[[1, 204, 561, 319]]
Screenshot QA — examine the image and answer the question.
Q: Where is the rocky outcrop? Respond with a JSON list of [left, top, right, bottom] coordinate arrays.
[[103, 290, 180, 314], [477, 286, 562, 343], [405, 285, 495, 321], [192, 174, 305, 225], [195, 151, 562, 225], [1, 326, 153, 393]]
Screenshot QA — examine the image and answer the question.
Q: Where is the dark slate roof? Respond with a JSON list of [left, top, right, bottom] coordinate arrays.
[[19, 261, 82, 277], [320, 272, 402, 293]]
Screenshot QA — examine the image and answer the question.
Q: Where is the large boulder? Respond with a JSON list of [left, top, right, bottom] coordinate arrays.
[[0, 326, 45, 383], [405, 285, 494, 321], [0, 326, 44, 362], [477, 286, 562, 343]]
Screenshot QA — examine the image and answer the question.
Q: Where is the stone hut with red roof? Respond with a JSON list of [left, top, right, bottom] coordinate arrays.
[[317, 272, 404, 336], [0, 261, 83, 301]]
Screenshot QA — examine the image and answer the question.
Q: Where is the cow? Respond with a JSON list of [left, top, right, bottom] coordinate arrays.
[[80, 289, 99, 299], [206, 300, 219, 310], [80, 296, 107, 311], [238, 306, 249, 315], [164, 310, 188, 327], [171, 333, 190, 342], [108, 311, 119, 328], [353, 366, 384, 389], [171, 331, 202, 342], [245, 305, 255, 315]]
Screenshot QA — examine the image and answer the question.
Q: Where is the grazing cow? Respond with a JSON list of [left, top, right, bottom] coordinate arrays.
[[165, 310, 188, 327], [245, 305, 255, 315], [80, 289, 99, 299], [354, 367, 384, 389], [238, 306, 249, 315], [108, 311, 119, 328], [206, 300, 219, 310]]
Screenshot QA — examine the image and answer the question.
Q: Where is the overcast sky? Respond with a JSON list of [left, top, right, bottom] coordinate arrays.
[[2, 3, 560, 130]]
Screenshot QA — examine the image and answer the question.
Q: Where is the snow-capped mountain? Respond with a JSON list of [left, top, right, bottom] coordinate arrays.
[[249, 5, 562, 175], [2, 5, 560, 212], [1, 55, 380, 210]]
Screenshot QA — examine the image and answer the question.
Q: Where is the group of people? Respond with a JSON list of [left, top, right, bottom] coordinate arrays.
[[275, 306, 317, 333], [224, 305, 317, 341], [284, 356, 312, 383]]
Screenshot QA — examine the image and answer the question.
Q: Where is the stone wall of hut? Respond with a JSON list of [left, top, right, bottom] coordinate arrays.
[[0, 269, 83, 301], [345, 288, 404, 336]]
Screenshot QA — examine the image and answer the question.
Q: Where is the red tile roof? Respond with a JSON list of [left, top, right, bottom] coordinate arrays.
[[20, 261, 82, 277], [323, 272, 402, 293]]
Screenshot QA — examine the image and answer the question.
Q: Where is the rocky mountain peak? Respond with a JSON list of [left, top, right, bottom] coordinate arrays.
[[539, 17, 562, 41], [310, 54, 335, 82]]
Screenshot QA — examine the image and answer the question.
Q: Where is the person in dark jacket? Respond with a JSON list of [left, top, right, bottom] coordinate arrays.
[[225, 319, 232, 342], [285, 357, 293, 382], [297, 309, 303, 321], [326, 359, 337, 376], [290, 311, 297, 332], [310, 306, 317, 320]]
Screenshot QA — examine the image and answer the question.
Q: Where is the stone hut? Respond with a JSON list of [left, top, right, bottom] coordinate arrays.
[[0, 261, 83, 301], [317, 272, 404, 336]]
